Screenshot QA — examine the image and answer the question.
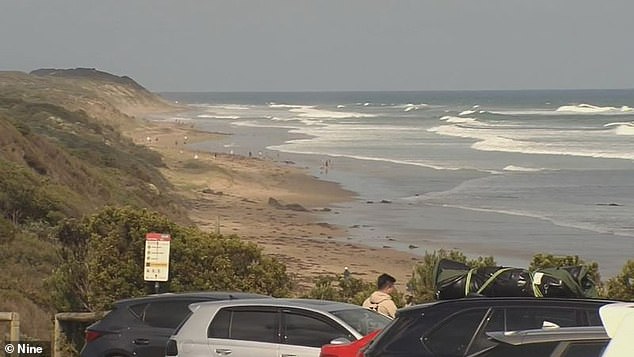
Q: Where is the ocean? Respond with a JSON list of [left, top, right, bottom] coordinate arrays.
[[161, 90, 634, 278]]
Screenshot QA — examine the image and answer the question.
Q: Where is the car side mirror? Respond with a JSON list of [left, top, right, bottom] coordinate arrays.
[[329, 337, 352, 345]]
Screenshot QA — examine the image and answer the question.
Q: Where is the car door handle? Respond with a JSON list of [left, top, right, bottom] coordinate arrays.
[[215, 348, 232, 355], [281, 354, 297, 357], [132, 338, 150, 345]]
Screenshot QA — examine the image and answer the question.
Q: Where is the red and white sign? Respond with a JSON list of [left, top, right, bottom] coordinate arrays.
[[144, 233, 171, 282]]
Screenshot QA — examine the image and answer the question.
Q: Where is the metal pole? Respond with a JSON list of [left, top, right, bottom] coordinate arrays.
[[155, 281, 160, 294]]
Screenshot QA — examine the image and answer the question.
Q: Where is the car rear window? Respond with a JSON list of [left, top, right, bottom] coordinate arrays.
[[143, 300, 202, 329], [128, 303, 148, 321], [330, 308, 391, 336]]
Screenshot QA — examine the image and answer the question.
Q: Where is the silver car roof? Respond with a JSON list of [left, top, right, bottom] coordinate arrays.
[[487, 326, 608, 345], [189, 298, 368, 313]]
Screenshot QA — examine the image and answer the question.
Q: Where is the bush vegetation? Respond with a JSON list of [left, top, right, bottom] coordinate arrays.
[[49, 206, 292, 312]]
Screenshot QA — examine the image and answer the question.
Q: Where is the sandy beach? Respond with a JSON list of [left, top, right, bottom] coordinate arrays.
[[127, 119, 420, 292]]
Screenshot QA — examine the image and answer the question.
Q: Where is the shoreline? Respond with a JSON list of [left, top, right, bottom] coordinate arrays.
[[126, 117, 420, 291]]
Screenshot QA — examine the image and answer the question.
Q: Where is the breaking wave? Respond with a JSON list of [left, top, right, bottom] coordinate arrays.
[[604, 122, 634, 136], [556, 104, 633, 114]]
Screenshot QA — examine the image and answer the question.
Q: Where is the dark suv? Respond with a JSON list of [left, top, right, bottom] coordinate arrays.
[[80, 291, 268, 357], [362, 297, 612, 357]]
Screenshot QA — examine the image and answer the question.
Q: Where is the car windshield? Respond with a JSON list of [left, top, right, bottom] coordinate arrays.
[[331, 308, 391, 336]]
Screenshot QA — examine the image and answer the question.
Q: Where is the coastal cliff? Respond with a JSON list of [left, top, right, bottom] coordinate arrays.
[[0, 68, 186, 339]]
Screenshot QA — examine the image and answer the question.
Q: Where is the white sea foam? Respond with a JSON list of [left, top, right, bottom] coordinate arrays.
[[231, 120, 299, 130], [556, 103, 633, 114], [604, 121, 634, 135], [615, 124, 634, 136], [196, 114, 241, 119], [459, 110, 477, 116], [268, 103, 305, 109], [489, 104, 634, 116], [440, 116, 480, 124], [503, 165, 546, 172], [403, 103, 429, 112], [267, 143, 497, 173], [220, 105, 250, 110], [337, 105, 346, 108], [289, 106, 376, 119], [429, 122, 634, 160], [269, 116, 298, 122]]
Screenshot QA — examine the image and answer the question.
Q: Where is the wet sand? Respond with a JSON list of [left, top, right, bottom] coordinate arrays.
[[126, 119, 420, 291]]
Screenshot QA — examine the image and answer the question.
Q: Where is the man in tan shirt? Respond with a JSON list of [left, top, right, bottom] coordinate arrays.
[[362, 273, 398, 319]]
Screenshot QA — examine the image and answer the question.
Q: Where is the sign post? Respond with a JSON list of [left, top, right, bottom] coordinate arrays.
[[144, 233, 171, 293]]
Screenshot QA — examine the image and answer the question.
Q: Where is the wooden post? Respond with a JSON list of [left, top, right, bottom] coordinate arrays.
[[10, 312, 19, 343], [0, 312, 20, 342], [53, 316, 62, 357], [216, 215, 220, 235]]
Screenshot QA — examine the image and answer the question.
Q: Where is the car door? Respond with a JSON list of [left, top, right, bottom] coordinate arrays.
[[207, 307, 280, 357], [280, 308, 357, 357], [133, 299, 202, 357]]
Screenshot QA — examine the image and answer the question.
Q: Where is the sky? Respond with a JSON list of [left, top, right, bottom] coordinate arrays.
[[2, 0, 634, 92]]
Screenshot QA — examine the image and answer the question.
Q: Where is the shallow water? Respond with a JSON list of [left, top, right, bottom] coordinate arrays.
[[163, 90, 634, 278]]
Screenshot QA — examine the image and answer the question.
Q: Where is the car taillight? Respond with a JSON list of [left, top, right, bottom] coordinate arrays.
[[165, 339, 178, 356], [84, 330, 102, 343]]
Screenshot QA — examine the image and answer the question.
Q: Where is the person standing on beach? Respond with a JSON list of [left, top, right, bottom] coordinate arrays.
[[362, 273, 398, 319]]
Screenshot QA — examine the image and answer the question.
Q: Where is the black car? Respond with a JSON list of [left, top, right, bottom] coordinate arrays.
[[80, 291, 268, 357], [361, 297, 612, 357]]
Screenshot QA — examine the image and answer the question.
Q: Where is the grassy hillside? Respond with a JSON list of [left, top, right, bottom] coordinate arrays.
[[0, 68, 187, 339]]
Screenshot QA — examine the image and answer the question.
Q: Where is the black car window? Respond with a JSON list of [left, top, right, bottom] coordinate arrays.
[[144, 300, 200, 329], [506, 307, 577, 331], [467, 308, 505, 355], [585, 309, 603, 326], [208, 308, 232, 338], [560, 341, 608, 357], [283, 311, 353, 348], [423, 309, 487, 357], [379, 315, 426, 354], [128, 303, 149, 321], [227, 310, 279, 343], [330, 308, 390, 336]]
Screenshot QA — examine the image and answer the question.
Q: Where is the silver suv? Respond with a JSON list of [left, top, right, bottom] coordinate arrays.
[[166, 298, 391, 357]]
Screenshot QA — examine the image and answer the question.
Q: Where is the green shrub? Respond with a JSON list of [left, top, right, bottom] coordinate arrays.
[[605, 260, 634, 301], [49, 206, 292, 311]]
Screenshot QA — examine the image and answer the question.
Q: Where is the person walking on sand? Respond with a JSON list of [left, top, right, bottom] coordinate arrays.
[[362, 273, 398, 319]]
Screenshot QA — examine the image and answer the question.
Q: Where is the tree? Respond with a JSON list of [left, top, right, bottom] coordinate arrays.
[[49, 206, 292, 311], [605, 260, 634, 301], [304, 274, 378, 306], [406, 249, 496, 304]]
